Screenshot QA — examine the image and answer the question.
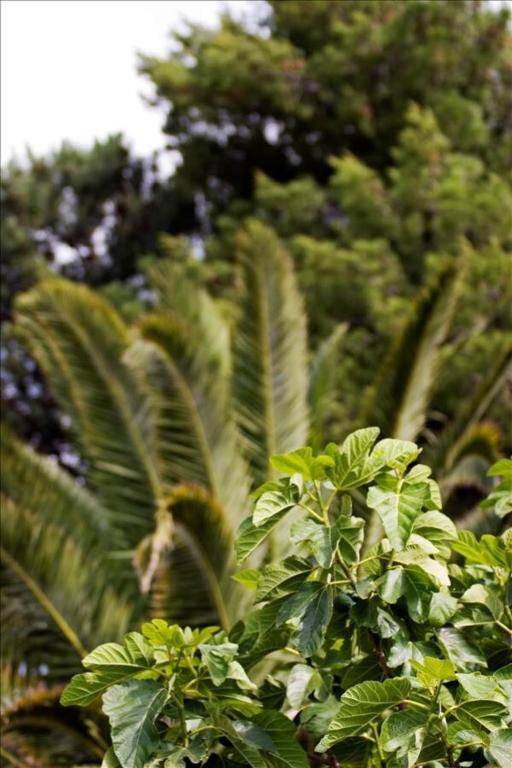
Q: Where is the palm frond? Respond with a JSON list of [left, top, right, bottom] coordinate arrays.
[[362, 264, 460, 441], [1, 666, 104, 767], [436, 422, 502, 523], [127, 312, 250, 527], [1, 496, 132, 680], [232, 219, 309, 483], [454, 503, 502, 536], [146, 258, 233, 378], [427, 341, 512, 475], [308, 323, 348, 450], [0, 425, 114, 548], [439, 453, 492, 513], [438, 421, 502, 491], [15, 279, 161, 542], [136, 485, 242, 629]]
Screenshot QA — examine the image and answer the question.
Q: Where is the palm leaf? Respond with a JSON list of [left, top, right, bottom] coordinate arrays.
[[308, 323, 348, 450], [127, 312, 250, 527], [0, 425, 114, 548], [435, 422, 503, 523], [427, 341, 512, 476], [1, 666, 105, 767], [146, 257, 233, 378], [232, 219, 309, 483], [362, 264, 460, 441], [136, 485, 242, 629], [1, 496, 132, 680], [454, 503, 502, 536], [15, 279, 161, 543]]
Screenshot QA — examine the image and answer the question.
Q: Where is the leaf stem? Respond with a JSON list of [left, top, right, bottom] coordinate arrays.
[[402, 699, 430, 711], [371, 722, 384, 765], [496, 620, 512, 637], [299, 503, 325, 523]]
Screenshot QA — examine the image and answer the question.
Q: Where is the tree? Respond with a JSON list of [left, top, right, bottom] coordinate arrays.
[[63, 443, 512, 768], [1, 222, 508, 765], [2, 1, 511, 454]]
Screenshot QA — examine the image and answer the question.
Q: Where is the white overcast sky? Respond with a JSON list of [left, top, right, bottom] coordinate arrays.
[[2, 0, 510, 167], [1, 0, 252, 165]]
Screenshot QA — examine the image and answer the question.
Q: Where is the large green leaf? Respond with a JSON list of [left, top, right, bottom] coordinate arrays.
[[380, 708, 428, 753], [232, 220, 309, 485], [325, 427, 381, 490], [253, 710, 309, 767], [199, 642, 239, 686], [253, 481, 300, 526], [61, 670, 136, 707], [235, 514, 288, 564], [82, 635, 153, 673], [102, 680, 168, 768], [292, 587, 333, 657], [455, 700, 509, 732], [482, 458, 512, 518], [451, 530, 510, 569], [438, 628, 486, 669], [255, 558, 311, 602], [367, 472, 430, 549], [211, 714, 268, 768], [316, 678, 411, 750], [489, 729, 512, 768], [286, 664, 320, 709]]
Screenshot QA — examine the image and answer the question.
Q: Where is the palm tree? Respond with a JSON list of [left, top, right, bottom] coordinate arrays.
[[1, 219, 509, 765]]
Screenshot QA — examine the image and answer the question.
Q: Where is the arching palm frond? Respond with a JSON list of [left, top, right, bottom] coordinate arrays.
[[308, 323, 348, 450], [427, 341, 512, 476], [362, 265, 461, 442], [1, 665, 105, 768], [137, 485, 241, 629], [15, 280, 161, 543], [232, 220, 309, 484], [1, 496, 132, 682], [146, 258, 233, 379], [127, 312, 250, 527], [0, 425, 113, 548], [433, 422, 503, 526]]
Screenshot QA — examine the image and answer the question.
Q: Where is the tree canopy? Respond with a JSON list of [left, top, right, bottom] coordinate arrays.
[[2, 0, 510, 456]]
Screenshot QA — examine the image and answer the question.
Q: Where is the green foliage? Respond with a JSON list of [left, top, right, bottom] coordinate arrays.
[[62, 431, 512, 767], [1, 218, 508, 764], [2, 4, 512, 763], [3, 1, 511, 460], [481, 459, 512, 519]]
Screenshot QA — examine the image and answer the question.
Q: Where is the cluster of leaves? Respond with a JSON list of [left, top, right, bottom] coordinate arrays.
[[2, 216, 508, 764], [62, 430, 512, 768]]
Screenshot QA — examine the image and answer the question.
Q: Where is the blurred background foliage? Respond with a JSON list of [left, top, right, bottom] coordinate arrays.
[[1, 1, 511, 764], [2, 0, 511, 456]]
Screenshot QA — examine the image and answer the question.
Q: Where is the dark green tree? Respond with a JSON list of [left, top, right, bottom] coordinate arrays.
[[2, 0, 511, 452]]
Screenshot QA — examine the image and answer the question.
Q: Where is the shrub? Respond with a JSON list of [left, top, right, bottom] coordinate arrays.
[[62, 429, 512, 768]]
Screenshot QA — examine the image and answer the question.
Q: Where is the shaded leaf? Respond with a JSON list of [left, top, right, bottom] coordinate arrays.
[[316, 678, 411, 750], [103, 680, 167, 768]]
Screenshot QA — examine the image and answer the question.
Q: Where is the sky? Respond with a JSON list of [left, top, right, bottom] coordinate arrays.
[[1, 0, 252, 165], [2, 0, 510, 167]]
